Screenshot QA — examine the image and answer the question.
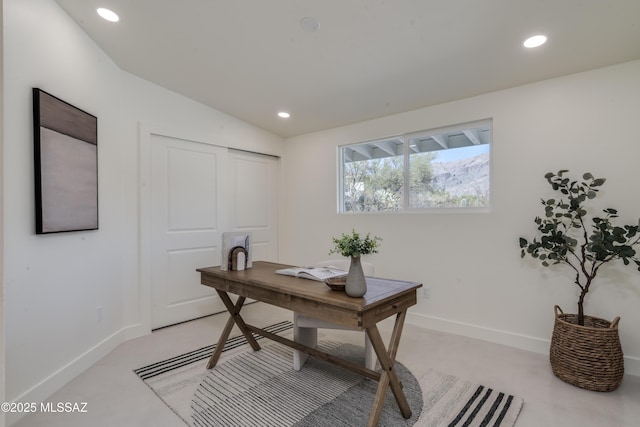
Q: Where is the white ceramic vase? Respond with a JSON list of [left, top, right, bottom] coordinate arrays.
[[345, 256, 367, 297]]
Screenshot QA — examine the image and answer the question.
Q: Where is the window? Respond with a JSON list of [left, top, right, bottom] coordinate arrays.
[[339, 120, 491, 212]]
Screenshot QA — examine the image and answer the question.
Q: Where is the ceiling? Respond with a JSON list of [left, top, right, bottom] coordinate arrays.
[[55, 0, 640, 138]]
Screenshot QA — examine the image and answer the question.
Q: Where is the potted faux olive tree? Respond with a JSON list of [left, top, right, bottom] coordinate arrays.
[[519, 170, 640, 391], [330, 230, 381, 297]]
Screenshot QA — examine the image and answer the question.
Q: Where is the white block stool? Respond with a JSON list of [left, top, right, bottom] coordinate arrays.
[[293, 260, 376, 371]]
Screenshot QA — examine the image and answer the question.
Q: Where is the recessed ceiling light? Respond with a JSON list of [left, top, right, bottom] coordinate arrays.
[[523, 34, 547, 48], [278, 112, 291, 119], [97, 8, 119, 22]]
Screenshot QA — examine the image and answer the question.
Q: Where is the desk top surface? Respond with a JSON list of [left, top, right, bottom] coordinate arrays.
[[197, 261, 422, 312]]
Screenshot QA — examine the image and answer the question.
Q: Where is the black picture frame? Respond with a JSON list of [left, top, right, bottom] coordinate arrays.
[[33, 88, 98, 234]]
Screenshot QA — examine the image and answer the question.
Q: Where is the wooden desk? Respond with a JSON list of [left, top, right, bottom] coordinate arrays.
[[197, 261, 422, 427]]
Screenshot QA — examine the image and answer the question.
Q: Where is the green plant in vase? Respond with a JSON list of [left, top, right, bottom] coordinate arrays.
[[330, 230, 381, 297], [519, 170, 640, 391], [519, 170, 640, 325]]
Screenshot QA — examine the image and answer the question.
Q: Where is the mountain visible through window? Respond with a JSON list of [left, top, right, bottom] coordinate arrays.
[[339, 120, 491, 212]]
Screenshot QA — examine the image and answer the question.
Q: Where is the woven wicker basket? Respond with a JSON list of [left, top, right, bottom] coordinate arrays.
[[550, 305, 624, 392]]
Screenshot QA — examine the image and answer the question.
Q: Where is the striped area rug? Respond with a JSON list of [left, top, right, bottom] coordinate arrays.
[[418, 370, 522, 427], [134, 321, 523, 427], [134, 321, 293, 381], [191, 342, 422, 427]]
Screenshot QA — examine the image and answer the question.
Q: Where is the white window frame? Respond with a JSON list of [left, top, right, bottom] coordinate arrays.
[[338, 119, 492, 213]]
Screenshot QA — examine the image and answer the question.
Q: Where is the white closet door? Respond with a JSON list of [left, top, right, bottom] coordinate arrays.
[[228, 149, 279, 263], [150, 134, 227, 329]]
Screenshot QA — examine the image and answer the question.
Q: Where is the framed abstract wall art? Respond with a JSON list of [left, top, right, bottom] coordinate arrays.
[[33, 88, 98, 234]]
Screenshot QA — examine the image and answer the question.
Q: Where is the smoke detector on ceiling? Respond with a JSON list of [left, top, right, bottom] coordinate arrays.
[[300, 17, 320, 33]]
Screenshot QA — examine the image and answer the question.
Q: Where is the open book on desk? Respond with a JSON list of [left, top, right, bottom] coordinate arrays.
[[275, 266, 348, 282]]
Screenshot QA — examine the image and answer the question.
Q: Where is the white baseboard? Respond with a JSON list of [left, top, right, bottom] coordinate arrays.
[[626, 356, 640, 377], [406, 311, 640, 377], [121, 322, 150, 341], [7, 328, 130, 426], [7, 311, 639, 426]]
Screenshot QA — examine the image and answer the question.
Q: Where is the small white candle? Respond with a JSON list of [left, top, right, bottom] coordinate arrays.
[[237, 252, 245, 271]]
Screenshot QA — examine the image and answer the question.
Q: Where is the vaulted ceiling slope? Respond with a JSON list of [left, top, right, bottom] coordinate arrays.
[[55, 0, 640, 138]]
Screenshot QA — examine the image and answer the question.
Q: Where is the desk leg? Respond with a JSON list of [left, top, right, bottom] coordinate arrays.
[[365, 311, 412, 426], [206, 292, 261, 369]]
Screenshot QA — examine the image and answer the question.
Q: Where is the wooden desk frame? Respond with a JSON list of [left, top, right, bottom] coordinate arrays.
[[197, 261, 421, 427]]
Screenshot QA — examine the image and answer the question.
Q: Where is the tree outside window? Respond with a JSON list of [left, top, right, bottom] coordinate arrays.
[[340, 121, 491, 213]]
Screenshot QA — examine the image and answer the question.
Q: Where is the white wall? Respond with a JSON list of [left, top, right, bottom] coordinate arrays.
[[4, 0, 123, 409], [2, 0, 284, 416], [1, 0, 6, 425], [4, 0, 639, 414], [282, 60, 640, 375], [118, 72, 284, 337]]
